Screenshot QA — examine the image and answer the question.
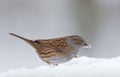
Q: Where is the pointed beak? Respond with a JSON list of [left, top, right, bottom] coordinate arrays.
[[84, 42, 88, 46], [83, 43, 92, 48]]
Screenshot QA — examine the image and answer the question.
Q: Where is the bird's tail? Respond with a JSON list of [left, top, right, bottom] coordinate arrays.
[[9, 33, 36, 49]]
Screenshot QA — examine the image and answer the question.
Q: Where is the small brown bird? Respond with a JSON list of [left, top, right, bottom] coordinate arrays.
[[10, 33, 89, 65]]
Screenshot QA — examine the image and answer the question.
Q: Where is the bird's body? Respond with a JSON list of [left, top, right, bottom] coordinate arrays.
[[10, 33, 88, 65]]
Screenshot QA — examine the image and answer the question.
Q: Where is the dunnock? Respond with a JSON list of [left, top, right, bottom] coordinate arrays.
[[10, 33, 90, 65]]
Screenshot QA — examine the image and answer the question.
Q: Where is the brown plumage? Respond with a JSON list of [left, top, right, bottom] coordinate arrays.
[[9, 33, 89, 65]]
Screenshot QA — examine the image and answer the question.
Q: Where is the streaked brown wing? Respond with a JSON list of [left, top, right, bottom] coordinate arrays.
[[34, 38, 68, 47], [34, 38, 74, 55], [39, 46, 74, 58]]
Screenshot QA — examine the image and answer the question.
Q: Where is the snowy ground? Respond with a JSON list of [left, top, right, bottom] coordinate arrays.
[[0, 56, 120, 77]]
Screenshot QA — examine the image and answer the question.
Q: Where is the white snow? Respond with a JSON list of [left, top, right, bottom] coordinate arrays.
[[0, 56, 120, 77]]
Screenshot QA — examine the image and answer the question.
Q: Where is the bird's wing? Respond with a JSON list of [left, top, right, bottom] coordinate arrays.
[[34, 38, 67, 47], [34, 39, 73, 53]]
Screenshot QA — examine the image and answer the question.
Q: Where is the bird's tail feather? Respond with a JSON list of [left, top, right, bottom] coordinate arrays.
[[9, 33, 36, 48]]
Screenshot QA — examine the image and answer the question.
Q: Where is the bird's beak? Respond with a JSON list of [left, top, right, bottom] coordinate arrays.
[[83, 43, 92, 48]]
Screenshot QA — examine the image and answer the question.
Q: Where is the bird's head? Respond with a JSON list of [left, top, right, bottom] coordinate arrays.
[[71, 35, 91, 48]]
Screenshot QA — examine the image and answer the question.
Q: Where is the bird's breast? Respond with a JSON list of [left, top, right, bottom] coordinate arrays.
[[43, 55, 74, 64]]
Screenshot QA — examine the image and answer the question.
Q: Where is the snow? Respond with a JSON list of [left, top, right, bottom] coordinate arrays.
[[0, 56, 120, 77]]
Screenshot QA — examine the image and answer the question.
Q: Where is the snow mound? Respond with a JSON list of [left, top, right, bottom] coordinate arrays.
[[1, 56, 120, 77]]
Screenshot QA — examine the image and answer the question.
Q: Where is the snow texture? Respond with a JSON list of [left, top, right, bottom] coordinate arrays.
[[0, 56, 120, 77]]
